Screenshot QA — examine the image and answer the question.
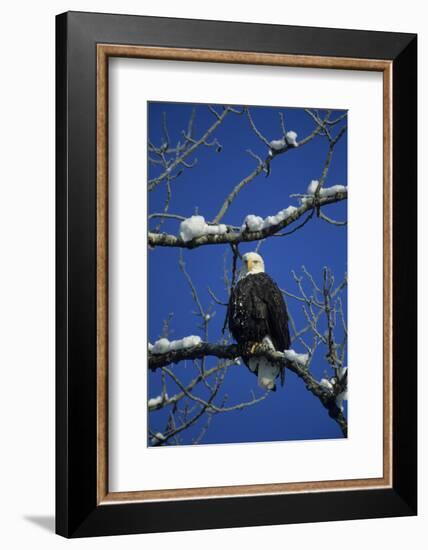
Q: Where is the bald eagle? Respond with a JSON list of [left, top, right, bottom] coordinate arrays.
[[228, 252, 290, 391]]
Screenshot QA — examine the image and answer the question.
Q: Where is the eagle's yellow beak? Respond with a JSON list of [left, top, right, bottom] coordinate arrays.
[[246, 258, 254, 272]]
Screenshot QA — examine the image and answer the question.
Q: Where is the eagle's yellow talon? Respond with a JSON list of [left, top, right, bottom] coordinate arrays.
[[250, 342, 261, 354]]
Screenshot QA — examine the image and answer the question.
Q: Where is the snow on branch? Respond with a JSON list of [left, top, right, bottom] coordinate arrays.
[[148, 394, 168, 408], [150, 335, 202, 354], [241, 205, 297, 232], [149, 342, 239, 370], [179, 215, 228, 243], [283, 349, 309, 366], [306, 181, 347, 199], [148, 189, 347, 249], [245, 107, 299, 152], [269, 131, 298, 153]]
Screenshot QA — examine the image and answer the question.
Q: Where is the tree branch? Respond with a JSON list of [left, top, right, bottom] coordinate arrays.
[[163, 366, 269, 413], [148, 107, 230, 191], [148, 362, 231, 412], [148, 191, 347, 249], [149, 343, 347, 436], [211, 113, 329, 224]]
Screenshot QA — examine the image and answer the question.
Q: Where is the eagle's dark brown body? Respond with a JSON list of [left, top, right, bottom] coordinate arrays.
[[228, 272, 290, 361]]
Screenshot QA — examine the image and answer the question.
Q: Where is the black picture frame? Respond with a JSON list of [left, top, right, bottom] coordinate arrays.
[[56, 11, 417, 538]]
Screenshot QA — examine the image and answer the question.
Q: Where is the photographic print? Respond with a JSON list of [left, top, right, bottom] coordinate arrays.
[[147, 101, 348, 447]]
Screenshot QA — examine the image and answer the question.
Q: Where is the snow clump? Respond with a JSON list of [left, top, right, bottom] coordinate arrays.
[[336, 389, 348, 411], [283, 349, 309, 366], [149, 335, 202, 355], [268, 131, 298, 153], [301, 181, 348, 205], [179, 215, 227, 243], [285, 131, 298, 147], [150, 432, 166, 445], [148, 394, 168, 408], [303, 180, 347, 200], [262, 206, 297, 229], [241, 206, 297, 233], [241, 215, 264, 232], [269, 138, 286, 151], [307, 179, 319, 194], [319, 378, 335, 391]]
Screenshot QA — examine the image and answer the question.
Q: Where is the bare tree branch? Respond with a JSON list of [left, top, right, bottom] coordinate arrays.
[[245, 107, 272, 147], [150, 384, 220, 446], [148, 107, 231, 191], [163, 366, 269, 413], [149, 212, 186, 222], [319, 211, 347, 226], [149, 362, 231, 412], [207, 287, 228, 306], [149, 343, 347, 436]]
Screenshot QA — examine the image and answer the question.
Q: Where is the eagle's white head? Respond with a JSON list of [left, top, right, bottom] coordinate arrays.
[[240, 252, 265, 277]]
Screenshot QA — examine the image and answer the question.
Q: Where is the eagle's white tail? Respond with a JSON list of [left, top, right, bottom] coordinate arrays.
[[248, 336, 279, 391]]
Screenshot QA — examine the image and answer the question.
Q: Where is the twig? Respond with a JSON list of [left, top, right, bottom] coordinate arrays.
[[149, 107, 230, 191], [207, 287, 228, 306], [319, 211, 347, 226], [164, 367, 269, 413], [149, 212, 186, 221], [245, 107, 272, 147]]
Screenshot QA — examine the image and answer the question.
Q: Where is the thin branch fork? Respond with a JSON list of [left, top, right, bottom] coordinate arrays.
[[163, 366, 269, 413], [148, 107, 230, 191], [148, 190, 347, 249], [148, 362, 229, 412]]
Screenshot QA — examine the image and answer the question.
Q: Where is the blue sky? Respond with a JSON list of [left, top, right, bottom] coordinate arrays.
[[148, 101, 347, 445]]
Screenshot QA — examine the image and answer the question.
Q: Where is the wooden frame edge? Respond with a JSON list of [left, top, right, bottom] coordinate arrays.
[[97, 45, 109, 503], [98, 44, 391, 71], [383, 62, 393, 490], [96, 44, 393, 505]]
